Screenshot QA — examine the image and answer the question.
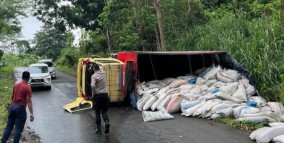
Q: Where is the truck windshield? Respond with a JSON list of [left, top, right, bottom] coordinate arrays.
[[29, 66, 49, 73]]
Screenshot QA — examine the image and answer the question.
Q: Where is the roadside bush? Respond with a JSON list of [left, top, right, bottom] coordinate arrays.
[[56, 47, 81, 68], [168, 12, 284, 99], [0, 66, 13, 135], [1, 53, 39, 67]]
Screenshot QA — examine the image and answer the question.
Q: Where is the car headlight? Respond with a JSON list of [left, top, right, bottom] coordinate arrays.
[[44, 75, 51, 78]]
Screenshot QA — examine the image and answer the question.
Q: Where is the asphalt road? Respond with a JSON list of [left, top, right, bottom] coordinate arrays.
[[22, 70, 254, 143]]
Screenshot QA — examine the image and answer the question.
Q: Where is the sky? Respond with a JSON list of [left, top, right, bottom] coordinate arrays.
[[19, 15, 43, 40], [19, 15, 81, 45]]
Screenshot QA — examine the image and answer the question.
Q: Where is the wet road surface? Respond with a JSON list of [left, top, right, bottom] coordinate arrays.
[[20, 70, 254, 143]]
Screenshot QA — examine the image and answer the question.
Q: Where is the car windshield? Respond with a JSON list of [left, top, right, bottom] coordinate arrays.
[[40, 62, 53, 67], [29, 66, 48, 74]]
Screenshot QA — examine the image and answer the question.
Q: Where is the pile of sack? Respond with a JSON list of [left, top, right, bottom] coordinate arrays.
[[250, 122, 284, 143], [135, 66, 284, 130]]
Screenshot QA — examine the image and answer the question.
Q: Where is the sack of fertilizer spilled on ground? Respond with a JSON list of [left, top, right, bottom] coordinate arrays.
[[142, 108, 174, 122]]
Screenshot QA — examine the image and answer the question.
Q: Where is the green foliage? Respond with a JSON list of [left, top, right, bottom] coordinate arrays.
[[78, 31, 108, 54], [15, 40, 31, 53], [160, 0, 207, 40], [56, 47, 81, 68], [33, 0, 105, 31], [230, 120, 266, 132], [31, 24, 74, 60], [215, 117, 266, 132], [169, 10, 284, 97], [0, 0, 29, 42], [0, 66, 14, 135], [2, 53, 40, 67]]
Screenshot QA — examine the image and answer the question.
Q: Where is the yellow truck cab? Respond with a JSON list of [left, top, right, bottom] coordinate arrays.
[[64, 57, 124, 113]]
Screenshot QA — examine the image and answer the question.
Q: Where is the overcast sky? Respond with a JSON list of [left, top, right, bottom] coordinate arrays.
[[19, 15, 81, 45], [19, 15, 43, 40]]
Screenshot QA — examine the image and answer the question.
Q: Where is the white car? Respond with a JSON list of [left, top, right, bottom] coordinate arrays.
[[38, 59, 56, 79], [28, 63, 52, 89]]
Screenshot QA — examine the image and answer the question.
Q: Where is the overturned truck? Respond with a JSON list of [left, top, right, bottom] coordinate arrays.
[[64, 51, 257, 113], [117, 51, 255, 97]]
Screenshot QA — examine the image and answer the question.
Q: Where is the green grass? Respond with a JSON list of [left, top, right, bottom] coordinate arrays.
[[56, 65, 77, 76], [0, 66, 14, 135], [215, 117, 266, 132]]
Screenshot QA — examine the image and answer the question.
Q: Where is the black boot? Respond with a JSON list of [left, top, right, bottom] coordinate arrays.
[[96, 125, 102, 135], [105, 121, 110, 134]]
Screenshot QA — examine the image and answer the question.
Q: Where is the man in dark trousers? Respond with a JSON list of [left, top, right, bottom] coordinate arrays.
[[1, 71, 34, 143], [91, 63, 110, 134]]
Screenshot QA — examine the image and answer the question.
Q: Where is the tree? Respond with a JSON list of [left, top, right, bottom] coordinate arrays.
[[0, 0, 28, 42], [15, 40, 31, 53], [33, 0, 105, 31], [153, 0, 166, 51], [32, 24, 74, 60]]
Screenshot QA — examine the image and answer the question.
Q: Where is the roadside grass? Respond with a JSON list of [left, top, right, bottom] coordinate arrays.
[[56, 65, 76, 76], [215, 117, 266, 132], [0, 66, 14, 135]]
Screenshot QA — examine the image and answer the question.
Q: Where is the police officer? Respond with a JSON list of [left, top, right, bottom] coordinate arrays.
[[91, 63, 110, 134]]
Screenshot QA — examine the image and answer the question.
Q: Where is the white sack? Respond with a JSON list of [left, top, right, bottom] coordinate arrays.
[[216, 107, 233, 117], [196, 77, 207, 85], [250, 127, 270, 140], [143, 96, 158, 111], [142, 108, 174, 122], [255, 126, 284, 143], [162, 78, 176, 85], [137, 94, 152, 111], [249, 96, 266, 108], [180, 99, 203, 111], [232, 83, 247, 101], [273, 134, 284, 143], [200, 100, 222, 118], [205, 103, 231, 118], [269, 122, 284, 127], [217, 72, 234, 83], [239, 107, 260, 116], [179, 84, 195, 91], [222, 69, 241, 81], [193, 100, 214, 117], [204, 79, 218, 87], [181, 100, 206, 117], [219, 82, 239, 95], [157, 96, 171, 110], [204, 66, 222, 80], [215, 92, 242, 103], [144, 88, 160, 94]]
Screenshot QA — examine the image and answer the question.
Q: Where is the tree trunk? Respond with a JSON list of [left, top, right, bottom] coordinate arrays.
[[153, 0, 166, 51], [104, 29, 112, 54], [185, 0, 191, 37]]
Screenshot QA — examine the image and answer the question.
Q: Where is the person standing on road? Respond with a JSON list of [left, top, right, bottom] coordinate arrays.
[[1, 71, 34, 143], [91, 63, 110, 135]]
